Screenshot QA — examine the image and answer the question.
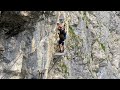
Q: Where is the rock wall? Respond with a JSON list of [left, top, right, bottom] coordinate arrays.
[[47, 11, 120, 79], [64, 11, 120, 79], [0, 11, 59, 79], [1, 11, 120, 79]]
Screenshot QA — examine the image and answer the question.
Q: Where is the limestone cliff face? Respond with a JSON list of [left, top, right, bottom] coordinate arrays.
[[0, 11, 58, 79], [58, 11, 120, 79], [1, 11, 120, 79], [48, 11, 120, 79]]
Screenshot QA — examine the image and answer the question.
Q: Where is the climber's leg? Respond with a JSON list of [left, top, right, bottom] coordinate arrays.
[[60, 44, 62, 52], [62, 45, 64, 52], [61, 41, 64, 52], [57, 41, 60, 52], [58, 45, 61, 52], [58, 40, 62, 52]]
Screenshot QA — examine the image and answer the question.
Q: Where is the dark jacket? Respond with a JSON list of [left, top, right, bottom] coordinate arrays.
[[58, 29, 66, 41]]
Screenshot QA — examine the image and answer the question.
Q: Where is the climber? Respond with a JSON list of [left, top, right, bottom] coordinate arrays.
[[57, 23, 66, 52], [62, 24, 67, 39], [57, 23, 62, 30]]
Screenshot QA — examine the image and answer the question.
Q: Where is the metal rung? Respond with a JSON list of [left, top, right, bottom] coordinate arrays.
[[54, 52, 65, 56]]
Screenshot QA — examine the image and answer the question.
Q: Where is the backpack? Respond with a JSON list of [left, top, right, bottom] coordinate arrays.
[[59, 34, 65, 41], [59, 29, 66, 40]]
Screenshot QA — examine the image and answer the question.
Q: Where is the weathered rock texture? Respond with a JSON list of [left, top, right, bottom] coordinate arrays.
[[0, 11, 58, 79], [1, 11, 120, 79]]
